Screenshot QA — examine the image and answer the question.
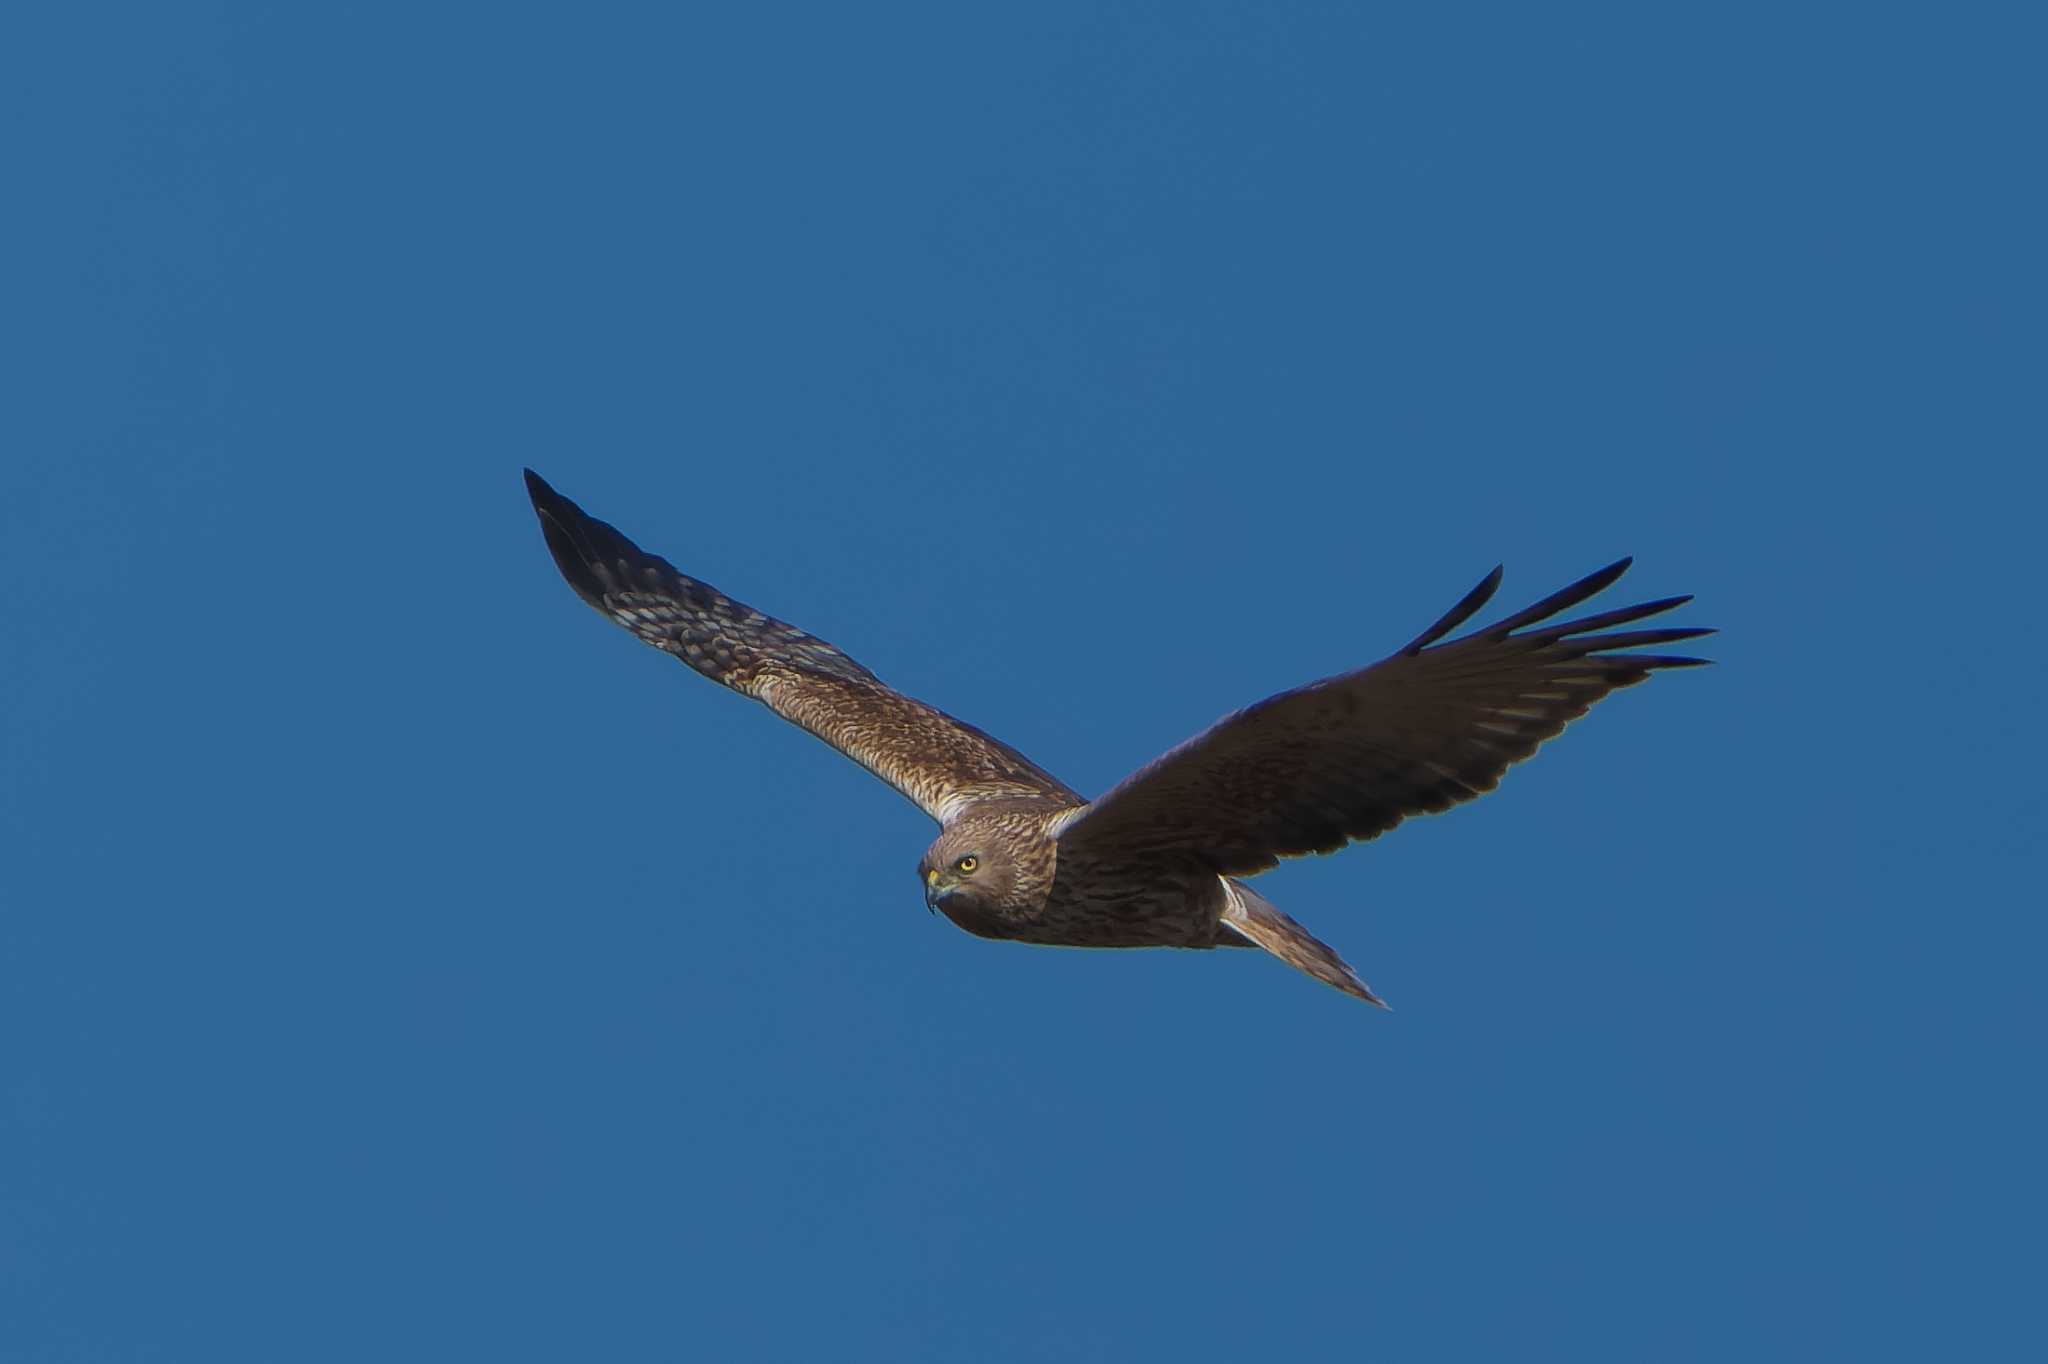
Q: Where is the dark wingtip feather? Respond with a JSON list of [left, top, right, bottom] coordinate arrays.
[[522, 470, 626, 611], [1622, 654, 1715, 669], [523, 468, 577, 536], [1483, 557, 1635, 639], [1402, 564, 1506, 655], [1537, 594, 1695, 640], [523, 472, 700, 623], [524, 468, 578, 524], [1575, 626, 1718, 653]]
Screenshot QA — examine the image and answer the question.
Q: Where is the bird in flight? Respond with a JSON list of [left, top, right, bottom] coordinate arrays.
[[525, 470, 1711, 1005]]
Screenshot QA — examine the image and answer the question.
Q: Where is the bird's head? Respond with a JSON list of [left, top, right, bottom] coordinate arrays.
[[918, 828, 1018, 931]]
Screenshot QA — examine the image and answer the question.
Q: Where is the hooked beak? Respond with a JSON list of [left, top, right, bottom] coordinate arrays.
[[923, 866, 955, 914]]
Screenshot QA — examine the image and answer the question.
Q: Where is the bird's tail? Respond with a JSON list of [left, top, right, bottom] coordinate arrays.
[[1220, 879, 1387, 1007]]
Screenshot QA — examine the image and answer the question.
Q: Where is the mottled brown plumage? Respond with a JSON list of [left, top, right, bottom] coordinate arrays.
[[525, 470, 1711, 1005]]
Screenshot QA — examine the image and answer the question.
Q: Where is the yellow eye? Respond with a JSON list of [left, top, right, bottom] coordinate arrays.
[[956, 855, 978, 874]]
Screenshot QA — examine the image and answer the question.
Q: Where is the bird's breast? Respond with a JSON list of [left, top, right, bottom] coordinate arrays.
[[935, 895, 1025, 941]]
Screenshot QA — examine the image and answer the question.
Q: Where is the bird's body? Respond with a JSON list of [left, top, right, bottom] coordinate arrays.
[[525, 470, 1711, 1004], [921, 801, 1230, 949]]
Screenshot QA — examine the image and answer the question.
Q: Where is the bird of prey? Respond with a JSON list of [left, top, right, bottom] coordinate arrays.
[[524, 470, 1711, 1005]]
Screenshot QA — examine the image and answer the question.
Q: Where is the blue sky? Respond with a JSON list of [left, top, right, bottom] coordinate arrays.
[[4, 3, 2042, 1359]]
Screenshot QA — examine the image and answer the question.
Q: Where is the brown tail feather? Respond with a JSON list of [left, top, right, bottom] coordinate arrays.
[[1220, 880, 1388, 1007]]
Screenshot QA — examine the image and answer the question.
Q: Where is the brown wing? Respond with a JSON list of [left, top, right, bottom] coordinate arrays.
[[1053, 559, 1711, 877], [524, 470, 1078, 822]]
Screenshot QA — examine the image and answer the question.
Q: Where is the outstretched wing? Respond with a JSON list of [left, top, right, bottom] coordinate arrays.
[[524, 470, 1078, 822], [1053, 559, 1711, 877]]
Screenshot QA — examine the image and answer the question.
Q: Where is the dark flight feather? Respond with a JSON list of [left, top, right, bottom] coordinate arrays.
[[1056, 561, 1714, 877]]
